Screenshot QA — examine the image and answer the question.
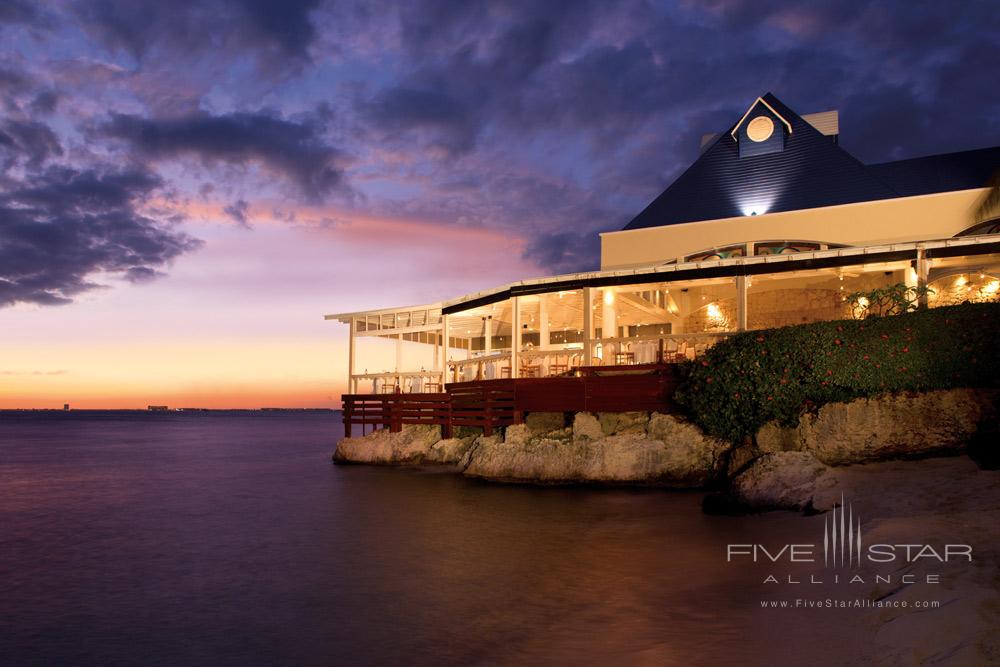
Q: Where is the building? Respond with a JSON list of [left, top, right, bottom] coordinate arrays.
[[326, 93, 999, 415]]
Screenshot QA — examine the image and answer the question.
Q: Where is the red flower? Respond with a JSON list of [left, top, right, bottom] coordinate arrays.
[[756, 336, 765, 342], [901, 347, 908, 353], [706, 377, 713, 383], [826, 370, 833, 376], [766, 396, 773, 401], [701, 360, 709, 367], [834, 339, 842, 345], [863, 355, 870, 360], [880, 334, 889, 340]]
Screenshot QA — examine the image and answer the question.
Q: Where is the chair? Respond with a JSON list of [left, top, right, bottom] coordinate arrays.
[[520, 364, 540, 378], [614, 351, 636, 365], [548, 363, 569, 377], [424, 381, 441, 393]]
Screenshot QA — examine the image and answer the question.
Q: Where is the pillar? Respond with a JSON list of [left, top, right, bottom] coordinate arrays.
[[347, 317, 356, 394], [484, 316, 492, 356], [583, 287, 594, 364], [538, 294, 550, 349], [441, 314, 450, 383], [736, 275, 748, 331], [915, 248, 930, 308], [395, 333, 402, 375], [602, 288, 617, 340], [511, 296, 521, 378]]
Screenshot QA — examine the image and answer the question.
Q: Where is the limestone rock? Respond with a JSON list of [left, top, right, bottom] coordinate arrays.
[[525, 412, 565, 433], [730, 451, 834, 510], [572, 413, 604, 441], [462, 411, 727, 486], [424, 437, 475, 464], [797, 389, 995, 465], [755, 421, 800, 454], [333, 425, 442, 464], [598, 411, 648, 435]]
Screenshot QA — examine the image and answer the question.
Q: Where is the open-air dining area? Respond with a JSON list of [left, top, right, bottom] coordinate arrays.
[[330, 237, 1000, 396], [327, 236, 1000, 436]]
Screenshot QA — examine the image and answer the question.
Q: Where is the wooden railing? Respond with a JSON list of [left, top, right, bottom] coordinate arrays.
[[447, 380, 516, 435], [341, 393, 452, 438], [342, 364, 680, 439]]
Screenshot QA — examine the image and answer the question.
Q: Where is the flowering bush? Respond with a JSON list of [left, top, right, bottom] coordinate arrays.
[[674, 302, 1000, 443], [845, 282, 933, 319]]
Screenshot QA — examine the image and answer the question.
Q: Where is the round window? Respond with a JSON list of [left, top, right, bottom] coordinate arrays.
[[746, 116, 775, 142]]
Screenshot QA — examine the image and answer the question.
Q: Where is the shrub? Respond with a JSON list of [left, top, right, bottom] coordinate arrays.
[[845, 282, 932, 319], [674, 302, 1000, 443]]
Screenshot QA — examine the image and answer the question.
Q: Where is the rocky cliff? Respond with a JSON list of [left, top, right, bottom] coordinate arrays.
[[333, 388, 997, 492]]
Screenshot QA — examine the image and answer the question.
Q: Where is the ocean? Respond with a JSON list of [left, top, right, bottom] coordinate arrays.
[[1, 411, 865, 665]]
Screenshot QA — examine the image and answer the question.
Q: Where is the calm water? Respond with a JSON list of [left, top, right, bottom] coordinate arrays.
[[1, 411, 865, 665]]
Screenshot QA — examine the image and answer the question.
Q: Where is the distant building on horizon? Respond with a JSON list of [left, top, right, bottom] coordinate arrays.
[[326, 91, 1000, 394], [147, 405, 170, 412]]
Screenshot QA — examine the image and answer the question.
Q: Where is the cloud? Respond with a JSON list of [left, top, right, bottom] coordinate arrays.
[[0, 165, 202, 307], [223, 199, 251, 228], [72, 0, 321, 69], [0, 119, 63, 170], [101, 111, 350, 200]]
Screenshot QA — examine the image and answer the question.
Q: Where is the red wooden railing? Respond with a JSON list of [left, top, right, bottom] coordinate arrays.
[[341, 364, 679, 438]]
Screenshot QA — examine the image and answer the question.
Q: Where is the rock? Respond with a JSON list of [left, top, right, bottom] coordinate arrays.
[[525, 412, 565, 433], [424, 437, 475, 465], [457, 433, 501, 470], [798, 389, 995, 465], [333, 425, 442, 464], [462, 411, 727, 486], [755, 421, 800, 453], [726, 441, 758, 478], [730, 452, 834, 510], [572, 413, 604, 441], [598, 411, 648, 435]]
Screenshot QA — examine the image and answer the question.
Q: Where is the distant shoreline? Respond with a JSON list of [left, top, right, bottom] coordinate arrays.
[[0, 408, 340, 413]]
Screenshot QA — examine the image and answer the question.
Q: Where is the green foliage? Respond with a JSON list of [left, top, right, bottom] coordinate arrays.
[[845, 282, 933, 319], [674, 302, 1000, 443]]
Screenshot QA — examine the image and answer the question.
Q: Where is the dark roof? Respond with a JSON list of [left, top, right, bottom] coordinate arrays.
[[867, 146, 1000, 197], [623, 93, 1000, 231]]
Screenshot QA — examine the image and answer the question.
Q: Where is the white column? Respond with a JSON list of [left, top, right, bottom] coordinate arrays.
[[347, 317, 356, 394], [484, 316, 492, 356], [432, 329, 439, 371], [511, 296, 521, 378], [441, 314, 450, 383], [736, 275, 748, 331], [915, 248, 930, 308], [539, 294, 550, 349], [602, 288, 617, 361], [583, 287, 594, 364], [395, 333, 402, 372]]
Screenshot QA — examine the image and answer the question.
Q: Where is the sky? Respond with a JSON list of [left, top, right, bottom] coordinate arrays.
[[1, 0, 998, 408]]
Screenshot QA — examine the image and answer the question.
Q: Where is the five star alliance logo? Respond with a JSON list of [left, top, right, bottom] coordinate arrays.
[[824, 494, 862, 568]]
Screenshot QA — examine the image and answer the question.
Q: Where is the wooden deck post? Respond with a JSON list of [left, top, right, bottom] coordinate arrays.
[[343, 397, 352, 438]]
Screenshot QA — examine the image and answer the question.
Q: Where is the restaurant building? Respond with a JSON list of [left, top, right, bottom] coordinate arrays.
[[327, 92, 999, 424]]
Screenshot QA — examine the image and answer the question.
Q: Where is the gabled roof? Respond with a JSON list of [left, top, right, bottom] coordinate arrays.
[[729, 96, 793, 140], [623, 92, 999, 231]]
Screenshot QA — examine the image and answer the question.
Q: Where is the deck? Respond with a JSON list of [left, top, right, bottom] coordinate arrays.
[[341, 363, 681, 437]]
